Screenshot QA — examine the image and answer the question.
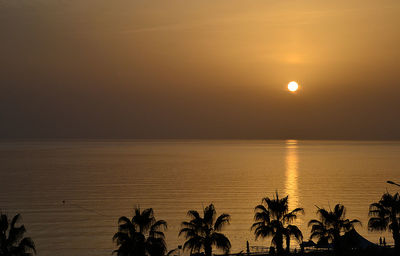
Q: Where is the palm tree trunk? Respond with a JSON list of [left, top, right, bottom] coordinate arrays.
[[205, 244, 212, 256], [393, 231, 400, 254], [275, 233, 284, 256], [333, 233, 341, 256], [285, 236, 290, 254]]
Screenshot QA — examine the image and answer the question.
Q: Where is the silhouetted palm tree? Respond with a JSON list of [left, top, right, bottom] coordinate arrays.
[[308, 204, 360, 255], [251, 193, 304, 255], [113, 207, 167, 256], [369, 192, 400, 253], [0, 213, 36, 256], [179, 204, 231, 256]]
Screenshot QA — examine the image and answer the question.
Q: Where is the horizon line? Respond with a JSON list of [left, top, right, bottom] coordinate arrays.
[[1, 138, 400, 143]]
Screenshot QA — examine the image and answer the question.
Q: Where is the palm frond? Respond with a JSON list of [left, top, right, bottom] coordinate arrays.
[[0, 214, 9, 233], [368, 217, 388, 231], [286, 225, 303, 243], [10, 214, 21, 229], [179, 227, 196, 238], [254, 204, 268, 213], [183, 236, 203, 253], [214, 214, 230, 231], [254, 208, 270, 223], [308, 219, 323, 227], [118, 216, 131, 224], [203, 204, 216, 226], [167, 248, 178, 256], [151, 220, 167, 231], [187, 210, 201, 220], [146, 237, 167, 256], [133, 207, 155, 233], [113, 232, 130, 245], [283, 208, 303, 223], [210, 232, 231, 254], [149, 230, 165, 239], [334, 204, 345, 219], [18, 237, 36, 254], [8, 225, 26, 245], [253, 223, 275, 240], [289, 208, 304, 216]]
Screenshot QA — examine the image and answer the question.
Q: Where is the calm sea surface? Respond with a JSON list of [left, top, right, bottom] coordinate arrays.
[[1, 140, 400, 256]]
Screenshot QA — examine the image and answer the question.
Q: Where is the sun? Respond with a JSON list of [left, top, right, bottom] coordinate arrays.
[[288, 81, 299, 92]]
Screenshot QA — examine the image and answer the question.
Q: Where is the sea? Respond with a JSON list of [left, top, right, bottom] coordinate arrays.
[[0, 140, 399, 256]]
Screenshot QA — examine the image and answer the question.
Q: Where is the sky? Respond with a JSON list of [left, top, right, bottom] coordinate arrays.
[[1, 0, 400, 140]]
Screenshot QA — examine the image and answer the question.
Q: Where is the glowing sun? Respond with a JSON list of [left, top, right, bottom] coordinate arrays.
[[288, 81, 299, 92]]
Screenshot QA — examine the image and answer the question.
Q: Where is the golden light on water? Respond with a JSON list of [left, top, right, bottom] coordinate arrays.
[[285, 140, 302, 248], [288, 81, 299, 92], [285, 140, 299, 211]]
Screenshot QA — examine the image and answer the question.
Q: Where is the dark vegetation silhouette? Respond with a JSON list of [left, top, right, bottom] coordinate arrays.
[[179, 204, 231, 256], [368, 192, 400, 254], [0, 213, 36, 256], [251, 193, 304, 256], [113, 207, 167, 256], [3, 192, 399, 256], [308, 204, 361, 255]]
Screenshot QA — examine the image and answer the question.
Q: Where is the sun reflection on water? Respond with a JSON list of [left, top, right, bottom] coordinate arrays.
[[285, 140, 299, 212]]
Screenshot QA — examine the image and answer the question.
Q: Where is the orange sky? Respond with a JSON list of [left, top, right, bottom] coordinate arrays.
[[1, 0, 400, 139]]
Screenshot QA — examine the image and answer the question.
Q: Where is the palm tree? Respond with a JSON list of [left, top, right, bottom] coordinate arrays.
[[251, 193, 304, 255], [369, 192, 400, 253], [113, 207, 167, 256], [308, 204, 360, 255], [179, 204, 231, 256], [0, 213, 36, 256]]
